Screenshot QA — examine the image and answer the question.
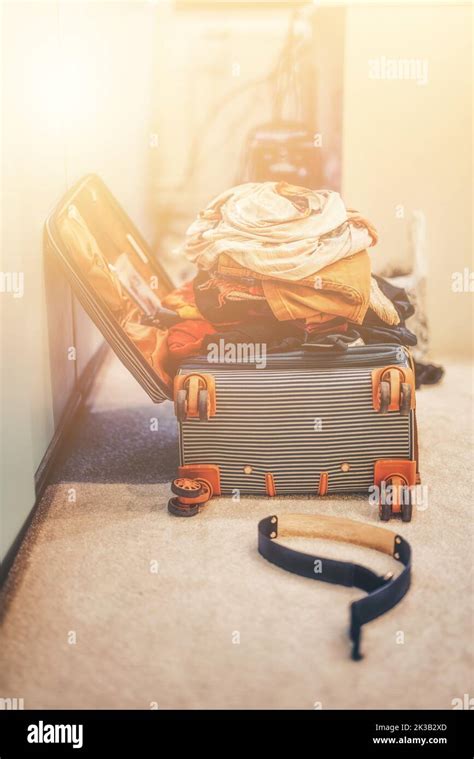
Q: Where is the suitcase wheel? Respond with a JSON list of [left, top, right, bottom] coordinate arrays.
[[400, 382, 412, 416], [379, 502, 392, 521], [378, 476, 413, 522], [379, 380, 391, 414], [193, 478, 213, 499], [176, 389, 188, 422], [171, 477, 204, 499], [176, 380, 212, 422], [168, 497, 200, 518], [401, 491, 413, 522], [198, 389, 210, 421], [168, 478, 213, 517]]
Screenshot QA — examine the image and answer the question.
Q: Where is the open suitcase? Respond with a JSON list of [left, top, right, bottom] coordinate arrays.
[[45, 174, 420, 521]]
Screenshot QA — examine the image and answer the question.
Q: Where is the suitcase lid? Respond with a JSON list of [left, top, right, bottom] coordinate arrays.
[[44, 174, 176, 403]]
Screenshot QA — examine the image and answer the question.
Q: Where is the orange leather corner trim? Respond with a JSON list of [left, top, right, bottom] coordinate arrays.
[[374, 459, 417, 488], [174, 373, 217, 418], [177, 464, 221, 497], [372, 365, 416, 412], [318, 471, 329, 496], [265, 473, 276, 497]]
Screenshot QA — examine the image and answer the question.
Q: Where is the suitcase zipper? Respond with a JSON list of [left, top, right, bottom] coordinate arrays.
[[180, 345, 410, 371]]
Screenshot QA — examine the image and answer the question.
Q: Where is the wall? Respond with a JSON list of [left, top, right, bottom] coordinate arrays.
[[152, 4, 293, 210], [342, 3, 472, 358], [150, 2, 309, 279], [1, 0, 158, 562]]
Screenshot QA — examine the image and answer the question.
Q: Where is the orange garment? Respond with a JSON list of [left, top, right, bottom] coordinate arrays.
[[167, 319, 216, 359], [195, 274, 265, 306], [162, 281, 202, 321], [218, 250, 369, 324], [217, 251, 399, 326], [123, 307, 171, 379], [59, 206, 173, 386]]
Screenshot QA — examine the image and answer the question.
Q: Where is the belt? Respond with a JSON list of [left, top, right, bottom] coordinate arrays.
[[258, 513, 412, 661]]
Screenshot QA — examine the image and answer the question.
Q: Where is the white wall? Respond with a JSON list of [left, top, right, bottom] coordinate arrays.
[[1, 0, 158, 562], [150, 2, 297, 268], [342, 3, 472, 358]]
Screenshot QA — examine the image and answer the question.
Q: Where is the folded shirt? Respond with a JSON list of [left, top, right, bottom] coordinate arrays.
[[217, 250, 400, 326]]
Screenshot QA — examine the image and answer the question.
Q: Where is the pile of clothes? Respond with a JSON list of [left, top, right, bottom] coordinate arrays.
[[162, 182, 442, 386]]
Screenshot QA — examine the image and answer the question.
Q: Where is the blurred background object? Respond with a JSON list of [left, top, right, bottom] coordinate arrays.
[[383, 210, 429, 363], [151, 3, 344, 278]]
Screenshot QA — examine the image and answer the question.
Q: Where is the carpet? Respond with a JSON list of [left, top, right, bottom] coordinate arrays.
[[0, 351, 472, 709]]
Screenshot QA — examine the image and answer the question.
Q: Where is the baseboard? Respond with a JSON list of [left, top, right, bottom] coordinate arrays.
[[0, 343, 109, 589]]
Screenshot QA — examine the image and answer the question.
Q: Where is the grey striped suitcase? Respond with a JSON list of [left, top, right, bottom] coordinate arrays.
[[176, 345, 419, 520], [45, 175, 419, 522]]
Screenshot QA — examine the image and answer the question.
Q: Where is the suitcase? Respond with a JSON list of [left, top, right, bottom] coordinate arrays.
[[241, 121, 322, 187], [44, 173, 175, 404], [45, 175, 420, 521]]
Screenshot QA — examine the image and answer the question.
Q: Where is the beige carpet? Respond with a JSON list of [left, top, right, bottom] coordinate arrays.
[[0, 352, 472, 709]]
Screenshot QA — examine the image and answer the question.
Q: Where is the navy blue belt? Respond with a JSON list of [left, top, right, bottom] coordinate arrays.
[[258, 514, 412, 661]]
